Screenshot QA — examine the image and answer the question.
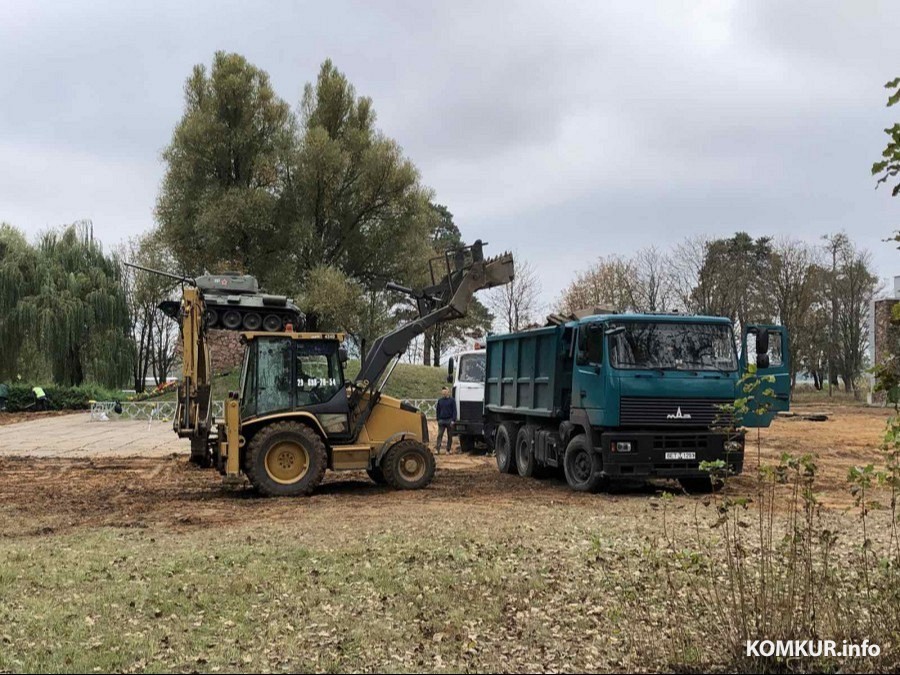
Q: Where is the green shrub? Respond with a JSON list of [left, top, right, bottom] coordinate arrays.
[[1, 383, 123, 412]]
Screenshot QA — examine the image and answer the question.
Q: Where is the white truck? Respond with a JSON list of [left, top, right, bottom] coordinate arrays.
[[446, 346, 487, 452]]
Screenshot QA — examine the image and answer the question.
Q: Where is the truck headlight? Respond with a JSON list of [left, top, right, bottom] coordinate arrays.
[[613, 441, 633, 453]]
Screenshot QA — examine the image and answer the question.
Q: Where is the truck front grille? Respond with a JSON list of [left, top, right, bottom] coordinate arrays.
[[619, 397, 733, 427]]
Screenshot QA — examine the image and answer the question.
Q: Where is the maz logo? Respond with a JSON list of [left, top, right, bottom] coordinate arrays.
[[667, 406, 692, 420]]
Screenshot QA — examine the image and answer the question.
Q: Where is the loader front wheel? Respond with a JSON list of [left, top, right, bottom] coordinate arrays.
[[382, 440, 435, 490], [245, 422, 327, 497]]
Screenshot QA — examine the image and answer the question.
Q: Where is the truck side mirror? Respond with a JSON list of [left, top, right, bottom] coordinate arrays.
[[339, 347, 349, 364], [447, 357, 454, 383]]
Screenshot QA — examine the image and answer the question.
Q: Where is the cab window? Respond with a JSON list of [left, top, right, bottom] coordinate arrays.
[[296, 340, 345, 405]]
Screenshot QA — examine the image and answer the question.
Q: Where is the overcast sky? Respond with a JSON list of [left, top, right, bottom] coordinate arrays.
[[2, 0, 899, 309]]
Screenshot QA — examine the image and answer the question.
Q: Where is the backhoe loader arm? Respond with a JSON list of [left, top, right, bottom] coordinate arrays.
[[175, 286, 213, 441], [354, 241, 514, 390]]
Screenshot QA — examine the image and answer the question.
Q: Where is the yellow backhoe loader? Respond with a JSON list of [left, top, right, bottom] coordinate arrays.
[[129, 241, 513, 497]]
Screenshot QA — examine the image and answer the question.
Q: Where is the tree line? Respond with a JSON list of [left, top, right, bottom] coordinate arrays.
[[554, 232, 879, 395]]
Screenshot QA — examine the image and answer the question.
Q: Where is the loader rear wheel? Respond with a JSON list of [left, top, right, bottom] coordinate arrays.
[[382, 439, 435, 490], [495, 422, 518, 474], [563, 435, 605, 493], [245, 422, 326, 497], [515, 426, 536, 477]]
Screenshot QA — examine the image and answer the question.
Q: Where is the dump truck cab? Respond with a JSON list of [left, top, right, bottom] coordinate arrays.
[[486, 312, 790, 492]]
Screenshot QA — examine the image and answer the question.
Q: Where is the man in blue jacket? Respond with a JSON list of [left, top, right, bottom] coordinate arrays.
[[434, 386, 457, 454]]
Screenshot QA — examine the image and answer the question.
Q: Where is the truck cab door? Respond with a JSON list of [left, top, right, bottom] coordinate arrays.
[[739, 324, 790, 428], [572, 322, 605, 411]]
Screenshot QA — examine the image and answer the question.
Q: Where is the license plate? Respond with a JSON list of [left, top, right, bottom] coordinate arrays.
[[665, 451, 696, 460]]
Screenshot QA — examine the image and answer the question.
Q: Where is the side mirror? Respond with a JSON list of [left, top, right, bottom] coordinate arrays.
[[339, 347, 349, 364], [447, 357, 454, 383], [757, 354, 770, 369]]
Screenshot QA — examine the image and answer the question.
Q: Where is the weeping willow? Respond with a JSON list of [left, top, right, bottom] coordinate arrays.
[[0, 221, 133, 387]]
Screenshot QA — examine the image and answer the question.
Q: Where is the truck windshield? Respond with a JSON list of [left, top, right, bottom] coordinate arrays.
[[458, 353, 486, 383], [608, 321, 737, 371]]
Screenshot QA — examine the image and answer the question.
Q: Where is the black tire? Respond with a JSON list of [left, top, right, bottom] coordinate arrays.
[[679, 475, 721, 494], [563, 435, 605, 492], [222, 310, 242, 330], [245, 421, 327, 497], [367, 466, 387, 484], [495, 421, 518, 474], [242, 312, 262, 331], [381, 439, 435, 490], [515, 426, 536, 477], [263, 314, 282, 332], [459, 435, 476, 453], [205, 308, 219, 328], [189, 436, 211, 468]]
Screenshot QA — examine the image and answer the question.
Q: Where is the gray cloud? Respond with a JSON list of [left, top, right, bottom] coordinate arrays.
[[1, 0, 898, 308]]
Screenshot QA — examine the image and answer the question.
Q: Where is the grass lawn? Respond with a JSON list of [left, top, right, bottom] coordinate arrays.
[[160, 360, 448, 402]]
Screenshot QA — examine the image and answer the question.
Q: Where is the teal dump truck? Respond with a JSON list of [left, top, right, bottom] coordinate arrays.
[[484, 313, 790, 492]]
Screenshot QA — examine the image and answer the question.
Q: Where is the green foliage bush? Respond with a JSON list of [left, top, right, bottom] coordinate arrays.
[[2, 383, 123, 412]]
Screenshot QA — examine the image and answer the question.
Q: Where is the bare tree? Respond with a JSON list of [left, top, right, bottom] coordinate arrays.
[[830, 237, 879, 395], [769, 238, 825, 390], [556, 255, 633, 315], [630, 246, 676, 313], [119, 231, 180, 392], [487, 257, 542, 333], [669, 235, 710, 313]]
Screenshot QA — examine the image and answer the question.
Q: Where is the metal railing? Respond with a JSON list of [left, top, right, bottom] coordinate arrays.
[[91, 398, 438, 421]]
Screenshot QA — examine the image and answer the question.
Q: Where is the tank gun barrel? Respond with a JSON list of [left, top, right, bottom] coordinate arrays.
[[123, 261, 195, 285]]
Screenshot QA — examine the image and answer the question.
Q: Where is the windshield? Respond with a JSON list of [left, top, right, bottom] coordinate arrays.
[[458, 353, 486, 383], [608, 321, 737, 371]]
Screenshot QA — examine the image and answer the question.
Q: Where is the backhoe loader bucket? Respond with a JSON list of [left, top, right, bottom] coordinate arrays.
[[403, 240, 515, 319]]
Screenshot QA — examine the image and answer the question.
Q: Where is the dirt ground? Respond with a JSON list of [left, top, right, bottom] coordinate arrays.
[[0, 403, 892, 538], [0, 410, 76, 426], [1, 404, 897, 673]]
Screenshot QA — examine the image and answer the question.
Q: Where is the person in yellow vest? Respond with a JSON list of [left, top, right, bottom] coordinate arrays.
[[32, 386, 50, 411]]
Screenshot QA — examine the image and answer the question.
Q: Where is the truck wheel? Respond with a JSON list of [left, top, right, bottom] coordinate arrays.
[[495, 422, 518, 474], [515, 426, 536, 477], [245, 421, 327, 497], [367, 467, 387, 484], [382, 439, 435, 490], [563, 435, 605, 492], [459, 435, 476, 453], [679, 475, 721, 494]]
